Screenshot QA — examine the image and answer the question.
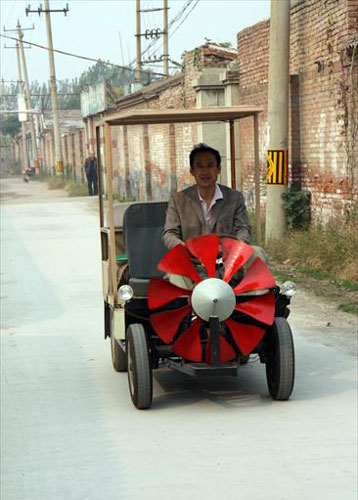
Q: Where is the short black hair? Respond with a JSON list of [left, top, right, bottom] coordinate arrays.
[[189, 143, 221, 169]]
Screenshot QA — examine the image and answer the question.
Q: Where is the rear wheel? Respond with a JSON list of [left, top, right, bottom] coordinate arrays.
[[265, 317, 295, 400], [126, 324, 153, 409]]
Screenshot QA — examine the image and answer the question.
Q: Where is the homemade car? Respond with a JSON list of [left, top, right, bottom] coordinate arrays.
[[96, 107, 295, 409]]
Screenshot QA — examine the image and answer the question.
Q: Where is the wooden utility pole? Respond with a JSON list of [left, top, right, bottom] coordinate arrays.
[[26, 0, 68, 175], [136, 0, 142, 84], [265, 0, 290, 242]]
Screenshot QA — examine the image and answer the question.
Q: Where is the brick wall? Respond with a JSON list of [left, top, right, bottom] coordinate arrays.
[[99, 45, 234, 201], [237, 0, 358, 219]]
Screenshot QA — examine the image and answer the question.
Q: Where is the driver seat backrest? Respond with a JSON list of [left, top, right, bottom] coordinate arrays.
[[123, 202, 168, 282]]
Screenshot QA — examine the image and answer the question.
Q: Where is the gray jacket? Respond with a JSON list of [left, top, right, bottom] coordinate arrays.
[[162, 184, 251, 249]]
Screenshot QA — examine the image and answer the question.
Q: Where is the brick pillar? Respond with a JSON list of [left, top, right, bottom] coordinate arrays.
[[222, 63, 241, 189], [193, 68, 227, 184]]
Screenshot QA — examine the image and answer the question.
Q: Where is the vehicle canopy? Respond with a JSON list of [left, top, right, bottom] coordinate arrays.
[[97, 106, 263, 305]]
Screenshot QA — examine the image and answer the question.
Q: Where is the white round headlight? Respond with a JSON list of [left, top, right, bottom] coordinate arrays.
[[118, 285, 133, 301], [281, 281, 297, 297]]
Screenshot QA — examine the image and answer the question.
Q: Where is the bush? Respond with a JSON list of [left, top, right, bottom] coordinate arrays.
[[65, 181, 88, 197], [31, 170, 48, 182], [267, 208, 358, 283], [47, 177, 66, 190], [281, 186, 311, 230]]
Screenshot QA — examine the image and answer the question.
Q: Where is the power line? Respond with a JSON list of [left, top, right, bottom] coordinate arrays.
[[148, 0, 199, 61], [0, 32, 167, 78], [170, 0, 199, 39]]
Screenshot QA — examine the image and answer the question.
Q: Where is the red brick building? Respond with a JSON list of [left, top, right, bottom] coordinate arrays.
[[238, 0, 358, 220]]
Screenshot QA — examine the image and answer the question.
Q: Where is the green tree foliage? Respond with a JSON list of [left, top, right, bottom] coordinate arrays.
[[1, 60, 154, 114], [0, 114, 21, 137], [78, 61, 134, 89]]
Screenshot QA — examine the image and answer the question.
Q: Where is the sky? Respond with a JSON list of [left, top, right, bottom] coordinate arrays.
[[0, 0, 270, 84]]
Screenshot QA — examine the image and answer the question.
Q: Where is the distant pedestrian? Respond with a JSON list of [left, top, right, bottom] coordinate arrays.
[[84, 151, 98, 196]]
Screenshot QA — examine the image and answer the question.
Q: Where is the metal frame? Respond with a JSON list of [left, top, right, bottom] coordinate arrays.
[[98, 105, 263, 307]]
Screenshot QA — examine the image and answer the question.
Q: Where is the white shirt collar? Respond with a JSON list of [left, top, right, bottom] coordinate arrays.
[[197, 184, 223, 223], [197, 184, 223, 205]]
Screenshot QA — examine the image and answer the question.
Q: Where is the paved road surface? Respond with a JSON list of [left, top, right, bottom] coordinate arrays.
[[1, 179, 357, 500]]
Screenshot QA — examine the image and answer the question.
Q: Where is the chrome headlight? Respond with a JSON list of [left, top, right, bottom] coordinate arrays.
[[281, 281, 297, 297], [118, 285, 133, 301]]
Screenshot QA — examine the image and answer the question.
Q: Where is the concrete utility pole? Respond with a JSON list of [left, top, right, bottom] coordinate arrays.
[[136, 0, 142, 84], [135, 0, 144, 84], [163, 0, 169, 76], [265, 0, 290, 243], [16, 43, 29, 171], [26, 0, 69, 175], [140, 1, 170, 78], [17, 22, 39, 170], [3, 23, 36, 170]]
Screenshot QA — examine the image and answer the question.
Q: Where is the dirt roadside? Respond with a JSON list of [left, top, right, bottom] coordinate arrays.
[[1, 176, 357, 355]]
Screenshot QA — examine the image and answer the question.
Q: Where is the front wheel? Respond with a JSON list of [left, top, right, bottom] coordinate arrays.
[[265, 317, 295, 400], [126, 324, 153, 409]]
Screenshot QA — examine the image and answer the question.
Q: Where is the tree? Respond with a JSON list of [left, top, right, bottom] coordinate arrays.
[[0, 114, 21, 137]]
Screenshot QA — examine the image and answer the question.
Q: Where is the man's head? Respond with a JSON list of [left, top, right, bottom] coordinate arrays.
[[89, 150, 95, 158], [189, 143, 221, 190]]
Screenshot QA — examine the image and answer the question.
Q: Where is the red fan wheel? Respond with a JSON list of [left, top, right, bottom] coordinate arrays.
[[148, 235, 276, 363]]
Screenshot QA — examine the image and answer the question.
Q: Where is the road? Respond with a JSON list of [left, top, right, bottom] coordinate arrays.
[[1, 178, 357, 500]]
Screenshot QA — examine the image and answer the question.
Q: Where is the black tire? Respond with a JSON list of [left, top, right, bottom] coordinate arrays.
[[126, 324, 153, 409], [265, 317, 295, 400]]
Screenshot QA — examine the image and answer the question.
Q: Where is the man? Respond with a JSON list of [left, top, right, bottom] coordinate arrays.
[[84, 151, 98, 196], [163, 143, 251, 249]]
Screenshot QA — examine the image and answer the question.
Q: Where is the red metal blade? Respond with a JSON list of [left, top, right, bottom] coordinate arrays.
[[225, 318, 265, 356], [172, 318, 202, 362], [221, 238, 254, 282], [186, 234, 219, 278], [148, 277, 191, 310], [157, 244, 201, 283], [235, 292, 275, 325], [234, 258, 275, 294], [150, 304, 192, 344], [206, 335, 237, 364]]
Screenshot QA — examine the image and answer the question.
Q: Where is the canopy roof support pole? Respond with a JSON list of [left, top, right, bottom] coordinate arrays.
[[253, 113, 262, 246], [104, 123, 118, 305], [96, 126, 104, 228], [229, 120, 236, 189]]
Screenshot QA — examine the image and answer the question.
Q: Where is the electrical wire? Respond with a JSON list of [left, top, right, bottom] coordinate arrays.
[[145, 0, 199, 70], [170, 0, 199, 39], [0, 32, 167, 77]]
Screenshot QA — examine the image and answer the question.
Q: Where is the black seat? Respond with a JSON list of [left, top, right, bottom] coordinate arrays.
[[123, 202, 168, 296]]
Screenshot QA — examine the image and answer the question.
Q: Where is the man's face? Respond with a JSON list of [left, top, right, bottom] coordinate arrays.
[[190, 151, 221, 189]]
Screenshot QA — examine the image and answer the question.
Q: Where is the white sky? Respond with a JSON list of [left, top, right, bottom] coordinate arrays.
[[0, 0, 270, 84]]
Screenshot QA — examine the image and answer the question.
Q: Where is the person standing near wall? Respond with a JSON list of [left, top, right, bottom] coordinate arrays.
[[84, 151, 98, 196]]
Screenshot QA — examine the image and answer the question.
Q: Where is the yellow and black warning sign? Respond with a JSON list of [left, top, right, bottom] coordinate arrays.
[[267, 149, 288, 185]]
